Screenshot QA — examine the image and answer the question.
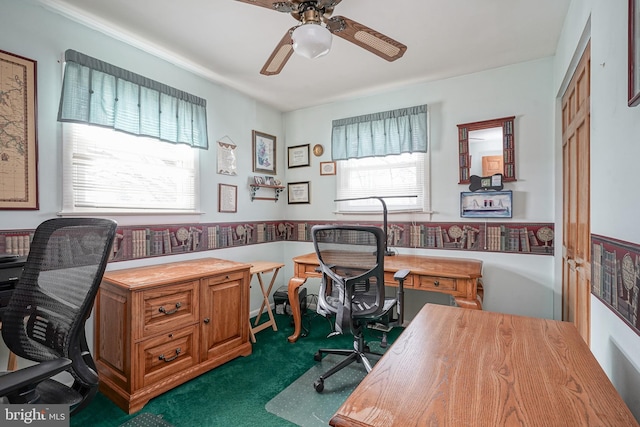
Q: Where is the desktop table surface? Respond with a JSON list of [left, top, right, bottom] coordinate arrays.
[[292, 252, 482, 278], [330, 304, 639, 427]]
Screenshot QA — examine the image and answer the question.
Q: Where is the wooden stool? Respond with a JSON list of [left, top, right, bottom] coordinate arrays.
[[249, 261, 284, 343]]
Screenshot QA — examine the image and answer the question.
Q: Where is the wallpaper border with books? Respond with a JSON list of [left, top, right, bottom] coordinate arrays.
[[1, 220, 554, 262], [592, 234, 640, 337]]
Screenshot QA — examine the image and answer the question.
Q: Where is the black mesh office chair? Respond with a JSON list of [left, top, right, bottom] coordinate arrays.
[[0, 218, 117, 415], [312, 224, 397, 393]]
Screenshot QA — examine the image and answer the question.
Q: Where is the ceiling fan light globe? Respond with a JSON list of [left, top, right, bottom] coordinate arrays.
[[292, 24, 332, 59]]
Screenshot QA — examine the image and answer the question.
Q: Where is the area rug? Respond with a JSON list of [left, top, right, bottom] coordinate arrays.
[[265, 347, 385, 427], [118, 413, 175, 427]]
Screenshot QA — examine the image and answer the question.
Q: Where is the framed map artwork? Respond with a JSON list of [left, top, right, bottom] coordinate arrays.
[[0, 50, 38, 209]]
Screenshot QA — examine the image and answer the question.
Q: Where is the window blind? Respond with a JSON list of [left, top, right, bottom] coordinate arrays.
[[57, 49, 209, 149], [336, 152, 428, 213], [62, 123, 198, 212]]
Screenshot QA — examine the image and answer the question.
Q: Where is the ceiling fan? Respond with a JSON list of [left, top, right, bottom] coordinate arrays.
[[236, 0, 407, 75]]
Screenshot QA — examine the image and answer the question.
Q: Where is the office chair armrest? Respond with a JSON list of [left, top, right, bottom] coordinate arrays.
[[393, 269, 410, 282], [0, 358, 72, 397], [392, 269, 410, 327]]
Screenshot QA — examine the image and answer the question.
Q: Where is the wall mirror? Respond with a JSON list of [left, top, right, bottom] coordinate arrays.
[[457, 116, 516, 184]]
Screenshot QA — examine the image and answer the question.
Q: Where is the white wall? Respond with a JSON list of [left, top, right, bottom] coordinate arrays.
[[553, 0, 640, 419], [283, 59, 557, 321]]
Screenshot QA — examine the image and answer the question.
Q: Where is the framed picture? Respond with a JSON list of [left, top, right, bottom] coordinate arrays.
[[288, 144, 310, 168], [218, 183, 237, 213], [216, 137, 237, 176], [460, 190, 512, 218], [630, 0, 640, 106], [320, 161, 336, 175], [252, 130, 277, 175], [253, 176, 264, 185], [288, 181, 310, 204], [0, 50, 38, 209]]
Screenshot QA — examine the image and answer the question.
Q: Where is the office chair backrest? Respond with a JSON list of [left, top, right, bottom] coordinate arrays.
[[2, 218, 117, 371], [312, 225, 386, 319]]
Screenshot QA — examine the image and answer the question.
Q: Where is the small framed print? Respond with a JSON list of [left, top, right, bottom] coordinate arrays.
[[218, 183, 237, 213], [460, 190, 512, 218], [252, 130, 276, 175], [288, 144, 310, 168], [320, 161, 336, 175], [253, 176, 264, 185], [288, 181, 310, 204]]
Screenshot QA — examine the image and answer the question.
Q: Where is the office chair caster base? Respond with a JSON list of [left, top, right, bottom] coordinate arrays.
[[314, 378, 324, 393]]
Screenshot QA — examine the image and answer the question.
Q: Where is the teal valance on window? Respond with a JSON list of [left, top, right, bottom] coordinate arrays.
[[331, 105, 427, 160], [57, 49, 209, 149]]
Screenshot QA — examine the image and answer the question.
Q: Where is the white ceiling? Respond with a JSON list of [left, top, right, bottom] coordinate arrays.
[[41, 0, 571, 112]]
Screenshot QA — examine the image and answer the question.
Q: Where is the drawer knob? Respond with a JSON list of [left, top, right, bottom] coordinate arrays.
[[203, 317, 210, 324], [434, 280, 440, 287], [159, 302, 182, 315], [158, 348, 181, 363]]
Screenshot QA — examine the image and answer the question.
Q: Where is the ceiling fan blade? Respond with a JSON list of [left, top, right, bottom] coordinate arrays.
[[327, 16, 407, 61], [260, 27, 295, 76], [316, 0, 342, 9], [235, 0, 295, 13]]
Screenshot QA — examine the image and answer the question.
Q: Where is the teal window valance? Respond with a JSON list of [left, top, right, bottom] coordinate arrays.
[[331, 105, 427, 160], [57, 49, 209, 149]]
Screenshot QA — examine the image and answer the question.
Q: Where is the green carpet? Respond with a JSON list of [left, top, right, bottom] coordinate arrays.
[[72, 312, 402, 427]]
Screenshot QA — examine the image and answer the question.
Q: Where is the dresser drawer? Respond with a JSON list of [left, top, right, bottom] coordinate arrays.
[[203, 271, 245, 286], [140, 280, 198, 338], [137, 324, 199, 389], [417, 276, 456, 291]]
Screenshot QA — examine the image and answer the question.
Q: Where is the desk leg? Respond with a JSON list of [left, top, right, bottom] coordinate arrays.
[[7, 351, 17, 371], [287, 277, 307, 343], [454, 280, 483, 310]]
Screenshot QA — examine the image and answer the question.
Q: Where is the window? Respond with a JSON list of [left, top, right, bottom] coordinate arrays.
[[62, 124, 198, 213], [331, 105, 429, 213], [336, 152, 429, 213]]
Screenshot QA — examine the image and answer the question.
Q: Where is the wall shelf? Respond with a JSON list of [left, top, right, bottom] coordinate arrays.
[[249, 184, 285, 202]]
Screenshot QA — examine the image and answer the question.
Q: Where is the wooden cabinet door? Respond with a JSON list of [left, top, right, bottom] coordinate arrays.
[[200, 272, 248, 360], [562, 41, 591, 344]]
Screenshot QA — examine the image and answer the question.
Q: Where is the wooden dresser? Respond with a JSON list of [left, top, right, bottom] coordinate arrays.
[[94, 258, 252, 413]]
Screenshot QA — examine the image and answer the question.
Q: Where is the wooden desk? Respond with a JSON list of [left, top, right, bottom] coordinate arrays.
[[286, 252, 483, 342], [330, 304, 639, 427]]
